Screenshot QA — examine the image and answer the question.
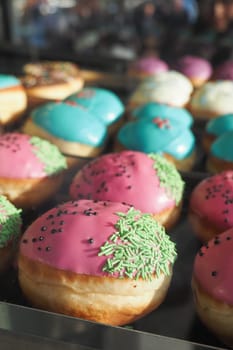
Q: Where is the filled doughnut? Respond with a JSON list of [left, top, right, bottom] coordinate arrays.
[[18, 199, 177, 326]]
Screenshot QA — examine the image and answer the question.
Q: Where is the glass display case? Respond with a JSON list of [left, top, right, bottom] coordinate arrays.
[[0, 2, 232, 350]]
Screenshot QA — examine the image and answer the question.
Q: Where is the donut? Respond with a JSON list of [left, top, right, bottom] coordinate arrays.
[[174, 55, 212, 88], [69, 151, 184, 229], [207, 131, 233, 173], [203, 114, 233, 153], [21, 61, 84, 107], [116, 116, 195, 171], [0, 74, 27, 125], [18, 199, 177, 325], [65, 87, 124, 134], [128, 71, 193, 110], [192, 227, 233, 347], [131, 102, 193, 127], [0, 196, 22, 272], [213, 60, 233, 80], [189, 81, 233, 119], [22, 101, 107, 159], [189, 171, 233, 242], [127, 56, 168, 78], [0, 132, 67, 209]]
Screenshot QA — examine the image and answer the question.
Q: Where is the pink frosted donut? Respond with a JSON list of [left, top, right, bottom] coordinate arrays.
[[18, 199, 177, 325], [175, 55, 212, 87], [0, 132, 67, 208], [189, 171, 233, 242], [192, 227, 233, 346], [69, 151, 184, 229], [128, 56, 168, 78], [213, 60, 233, 80]]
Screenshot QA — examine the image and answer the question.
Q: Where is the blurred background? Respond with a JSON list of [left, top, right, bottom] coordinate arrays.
[[1, 0, 233, 70]]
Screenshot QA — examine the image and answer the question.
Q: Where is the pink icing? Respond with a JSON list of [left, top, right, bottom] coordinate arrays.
[[20, 199, 132, 276], [130, 57, 168, 75], [194, 227, 233, 305], [69, 151, 175, 214], [0, 133, 46, 178], [190, 171, 233, 231], [213, 60, 233, 80], [176, 55, 212, 80]]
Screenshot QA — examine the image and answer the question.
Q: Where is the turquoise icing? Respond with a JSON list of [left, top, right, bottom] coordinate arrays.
[[211, 131, 233, 161], [133, 102, 193, 127], [65, 87, 124, 125], [0, 74, 20, 89], [31, 102, 107, 146], [206, 114, 233, 136], [117, 117, 195, 160]]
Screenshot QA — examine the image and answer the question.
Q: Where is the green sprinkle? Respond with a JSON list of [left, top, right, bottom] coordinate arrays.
[[148, 153, 184, 205], [30, 136, 67, 175], [0, 196, 22, 248], [98, 208, 177, 280]]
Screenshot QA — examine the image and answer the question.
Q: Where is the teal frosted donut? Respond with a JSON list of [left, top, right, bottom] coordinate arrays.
[[23, 101, 107, 157], [0, 74, 21, 88], [117, 116, 195, 170], [132, 102, 193, 127], [204, 114, 233, 153], [211, 131, 233, 162], [206, 114, 233, 136], [65, 87, 124, 126], [208, 131, 233, 172]]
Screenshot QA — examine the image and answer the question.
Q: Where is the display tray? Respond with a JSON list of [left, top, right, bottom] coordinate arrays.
[[0, 74, 229, 350]]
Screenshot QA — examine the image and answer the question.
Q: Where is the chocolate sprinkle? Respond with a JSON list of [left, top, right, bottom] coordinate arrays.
[[211, 271, 218, 277]]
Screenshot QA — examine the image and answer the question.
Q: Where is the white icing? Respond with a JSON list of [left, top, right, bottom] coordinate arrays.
[[129, 71, 193, 107], [191, 81, 233, 115]]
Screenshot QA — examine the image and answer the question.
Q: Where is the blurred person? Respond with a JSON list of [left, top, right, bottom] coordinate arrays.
[[133, 1, 165, 55]]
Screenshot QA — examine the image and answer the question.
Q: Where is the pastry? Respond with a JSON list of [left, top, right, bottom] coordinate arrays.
[[22, 101, 107, 159], [127, 56, 168, 78], [189, 81, 233, 119], [0, 132, 67, 209], [192, 227, 233, 347], [131, 102, 193, 127], [174, 55, 212, 88], [18, 199, 177, 325], [189, 171, 233, 242], [213, 60, 233, 80], [207, 131, 233, 173], [65, 87, 124, 134], [21, 61, 84, 107], [0, 196, 22, 272], [128, 71, 193, 110], [203, 114, 233, 153], [69, 151, 184, 229], [0, 74, 27, 125], [116, 116, 195, 171]]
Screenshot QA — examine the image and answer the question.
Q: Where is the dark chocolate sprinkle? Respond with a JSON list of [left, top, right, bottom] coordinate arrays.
[[37, 247, 42, 251], [226, 236, 232, 240], [22, 239, 28, 244], [88, 238, 94, 244], [47, 214, 54, 220], [211, 271, 217, 277], [60, 221, 64, 225], [41, 226, 47, 231], [39, 236, 45, 241], [214, 238, 220, 245], [198, 250, 204, 257], [51, 229, 57, 234], [32, 238, 37, 243], [46, 246, 51, 251]]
